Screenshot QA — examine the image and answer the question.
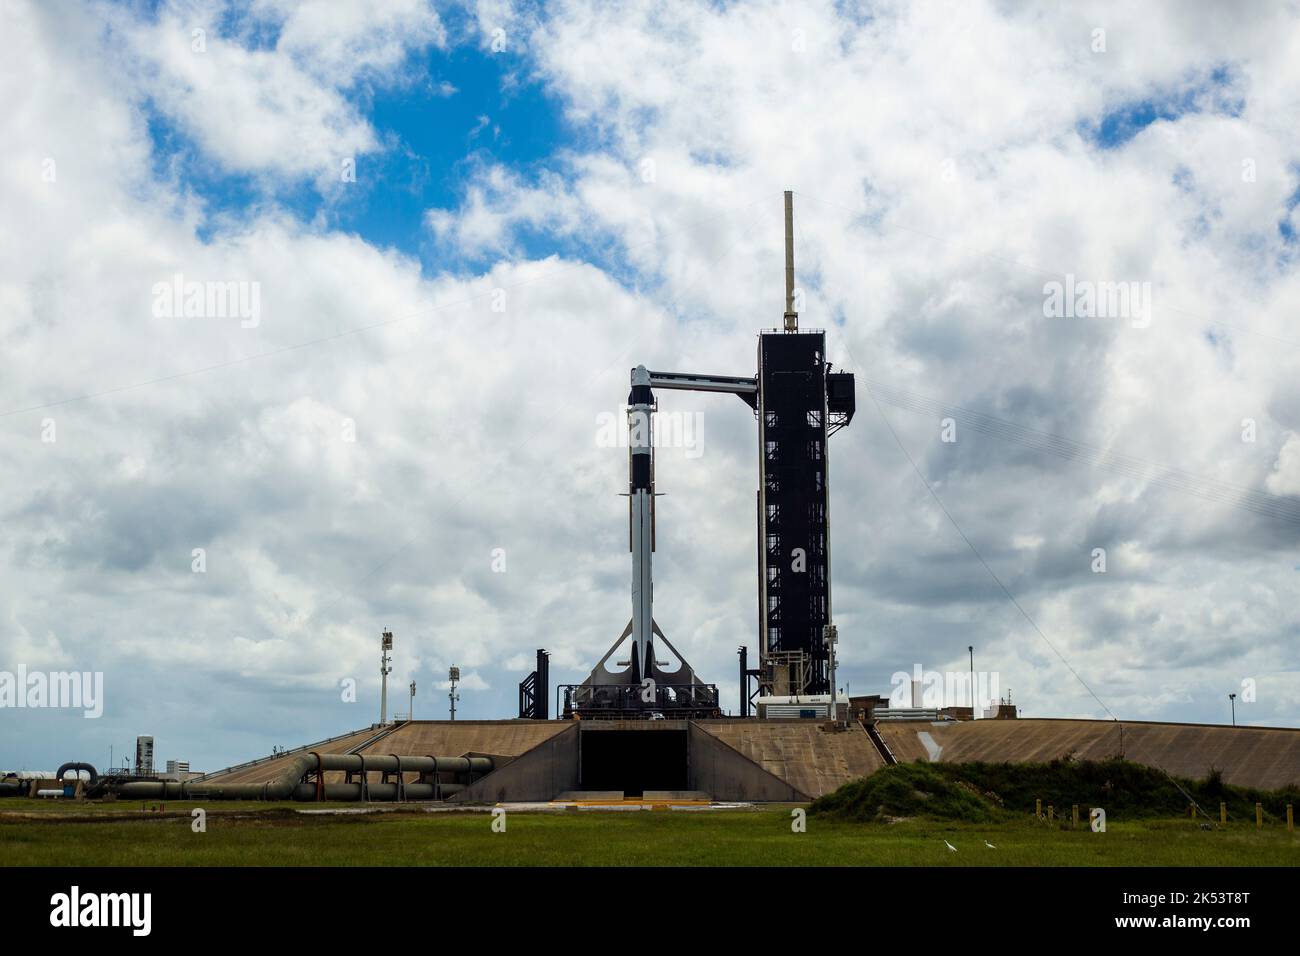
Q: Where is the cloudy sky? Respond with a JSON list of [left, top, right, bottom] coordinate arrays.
[[3, 0, 1300, 772]]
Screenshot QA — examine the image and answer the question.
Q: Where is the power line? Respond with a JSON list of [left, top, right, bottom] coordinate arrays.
[[860, 373, 1121, 722]]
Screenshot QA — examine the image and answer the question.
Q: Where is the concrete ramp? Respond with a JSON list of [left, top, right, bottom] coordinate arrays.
[[362, 720, 569, 759], [200, 727, 386, 784], [875, 718, 1300, 790], [203, 721, 570, 787], [695, 719, 885, 799], [688, 723, 808, 801]]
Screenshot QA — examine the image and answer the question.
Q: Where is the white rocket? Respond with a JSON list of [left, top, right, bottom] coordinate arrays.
[[627, 365, 656, 683], [571, 364, 754, 714]]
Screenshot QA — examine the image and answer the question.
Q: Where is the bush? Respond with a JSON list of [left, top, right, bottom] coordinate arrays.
[[809, 762, 1003, 823], [812, 757, 1300, 823]]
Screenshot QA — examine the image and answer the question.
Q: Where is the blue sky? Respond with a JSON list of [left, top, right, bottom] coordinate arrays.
[[1080, 64, 1244, 151], [148, 38, 566, 266]]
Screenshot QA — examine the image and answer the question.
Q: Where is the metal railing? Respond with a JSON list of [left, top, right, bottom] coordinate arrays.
[[560, 683, 720, 718]]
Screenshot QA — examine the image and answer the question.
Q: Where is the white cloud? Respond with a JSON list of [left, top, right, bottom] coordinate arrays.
[[1267, 433, 1300, 496], [5, 0, 1300, 769], [105, 0, 444, 181], [267, 0, 446, 87], [427, 164, 584, 256]]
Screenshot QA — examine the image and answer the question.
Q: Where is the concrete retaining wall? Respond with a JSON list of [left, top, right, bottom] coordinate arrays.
[[452, 723, 579, 803], [688, 723, 807, 801]]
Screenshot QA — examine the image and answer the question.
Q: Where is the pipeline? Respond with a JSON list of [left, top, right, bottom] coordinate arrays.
[[2, 764, 98, 798], [112, 753, 492, 802], [55, 762, 99, 788]]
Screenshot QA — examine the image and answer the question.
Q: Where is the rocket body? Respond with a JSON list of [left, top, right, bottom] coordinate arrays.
[[628, 365, 655, 685]]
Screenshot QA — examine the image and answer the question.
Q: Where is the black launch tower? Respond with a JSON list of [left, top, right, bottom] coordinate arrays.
[[756, 331, 854, 697]]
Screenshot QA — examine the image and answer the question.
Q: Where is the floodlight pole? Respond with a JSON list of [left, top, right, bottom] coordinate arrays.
[[824, 624, 838, 724], [379, 630, 393, 725]]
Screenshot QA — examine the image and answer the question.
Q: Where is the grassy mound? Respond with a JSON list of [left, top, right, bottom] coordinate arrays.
[[809, 761, 1004, 823], [812, 757, 1300, 823]]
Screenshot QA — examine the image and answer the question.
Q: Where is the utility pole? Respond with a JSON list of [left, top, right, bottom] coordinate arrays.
[[968, 645, 975, 719], [738, 646, 748, 717], [1229, 692, 1237, 727], [449, 666, 460, 721], [379, 630, 393, 725], [824, 624, 838, 724], [409, 680, 416, 721]]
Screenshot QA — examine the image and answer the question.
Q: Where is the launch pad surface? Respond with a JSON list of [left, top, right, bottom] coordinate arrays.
[[189, 715, 1300, 805], [197, 718, 882, 802], [877, 717, 1300, 791]]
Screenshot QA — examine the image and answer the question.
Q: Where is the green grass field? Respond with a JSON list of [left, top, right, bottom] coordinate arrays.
[[2, 803, 1297, 866]]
